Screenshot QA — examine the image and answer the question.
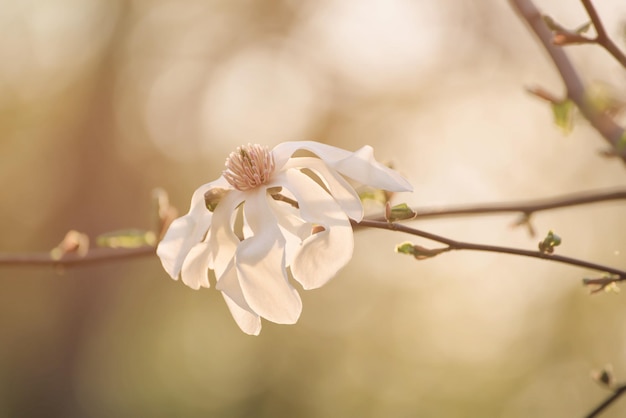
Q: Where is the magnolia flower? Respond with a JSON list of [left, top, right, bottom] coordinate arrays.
[[157, 141, 412, 335]]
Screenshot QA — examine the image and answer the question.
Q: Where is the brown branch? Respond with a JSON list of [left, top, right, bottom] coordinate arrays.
[[2, 188, 626, 267], [509, 0, 626, 165], [583, 276, 621, 294], [354, 219, 626, 277], [552, 32, 595, 47], [547, 5, 626, 69], [0, 246, 155, 267], [370, 188, 626, 221], [585, 383, 626, 418], [581, 0, 626, 68]]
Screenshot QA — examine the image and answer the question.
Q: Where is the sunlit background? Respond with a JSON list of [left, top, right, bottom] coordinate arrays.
[[1, 0, 626, 416]]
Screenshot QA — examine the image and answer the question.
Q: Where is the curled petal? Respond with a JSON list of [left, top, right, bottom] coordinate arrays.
[[235, 189, 302, 324], [180, 240, 212, 289], [157, 179, 226, 279], [273, 141, 354, 169], [272, 141, 413, 192], [265, 195, 310, 266], [280, 169, 354, 289], [222, 293, 262, 335], [217, 261, 262, 335], [332, 145, 413, 192], [209, 189, 245, 278], [282, 157, 363, 221]]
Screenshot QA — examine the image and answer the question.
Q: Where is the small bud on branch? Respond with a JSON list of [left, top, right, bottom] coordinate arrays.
[[538, 230, 561, 254]]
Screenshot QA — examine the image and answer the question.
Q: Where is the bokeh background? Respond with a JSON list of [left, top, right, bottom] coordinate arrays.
[[1, 0, 626, 416]]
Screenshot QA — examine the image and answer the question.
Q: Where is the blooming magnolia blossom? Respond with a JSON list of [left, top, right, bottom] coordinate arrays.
[[157, 141, 412, 335]]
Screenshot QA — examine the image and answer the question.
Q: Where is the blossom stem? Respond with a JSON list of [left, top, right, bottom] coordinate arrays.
[[354, 219, 626, 278]]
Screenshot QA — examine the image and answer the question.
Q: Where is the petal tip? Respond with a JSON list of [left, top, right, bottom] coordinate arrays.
[[156, 244, 181, 280]]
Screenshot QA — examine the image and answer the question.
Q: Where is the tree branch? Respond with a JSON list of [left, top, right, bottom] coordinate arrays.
[[375, 188, 626, 221], [509, 0, 626, 165], [585, 383, 626, 418], [354, 219, 626, 278], [0, 246, 155, 267], [581, 0, 626, 68], [2, 188, 626, 268]]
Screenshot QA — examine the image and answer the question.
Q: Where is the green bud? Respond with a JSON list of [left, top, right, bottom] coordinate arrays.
[[395, 242, 448, 260], [205, 188, 228, 212], [395, 242, 416, 255], [550, 99, 575, 134], [386, 203, 417, 222], [359, 188, 387, 205], [97, 229, 156, 248], [538, 230, 561, 254]]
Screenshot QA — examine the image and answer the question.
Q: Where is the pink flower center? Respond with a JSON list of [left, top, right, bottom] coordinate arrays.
[[223, 144, 275, 191]]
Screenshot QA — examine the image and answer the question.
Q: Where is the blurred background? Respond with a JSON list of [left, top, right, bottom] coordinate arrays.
[[1, 0, 626, 416]]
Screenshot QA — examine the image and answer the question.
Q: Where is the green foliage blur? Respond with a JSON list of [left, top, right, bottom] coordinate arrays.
[[1, 0, 626, 417]]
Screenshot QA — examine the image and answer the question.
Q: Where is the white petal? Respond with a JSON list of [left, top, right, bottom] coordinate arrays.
[[217, 261, 262, 335], [180, 241, 211, 289], [282, 156, 363, 221], [272, 141, 413, 192], [235, 189, 302, 324], [222, 293, 262, 335], [279, 169, 354, 289], [208, 189, 245, 278], [332, 145, 413, 192], [156, 179, 226, 279], [266, 195, 310, 266], [242, 216, 253, 240], [273, 141, 355, 169]]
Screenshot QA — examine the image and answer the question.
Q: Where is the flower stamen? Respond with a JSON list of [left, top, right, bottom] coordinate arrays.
[[223, 144, 275, 191]]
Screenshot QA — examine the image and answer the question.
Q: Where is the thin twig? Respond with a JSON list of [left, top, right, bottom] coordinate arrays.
[[2, 188, 626, 267], [552, 32, 595, 47], [585, 384, 626, 418], [583, 276, 621, 294], [581, 0, 626, 68], [354, 219, 626, 278], [509, 0, 626, 164], [373, 188, 626, 221], [0, 246, 155, 267]]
